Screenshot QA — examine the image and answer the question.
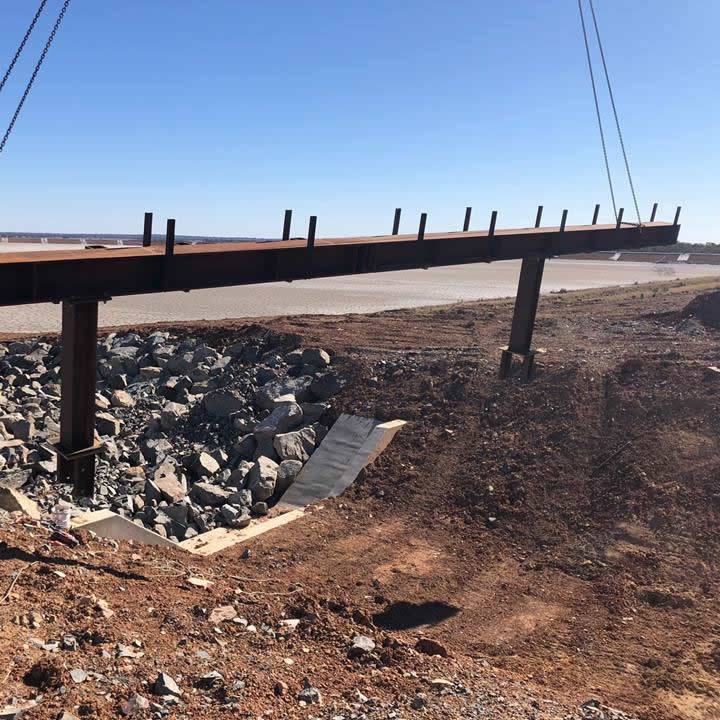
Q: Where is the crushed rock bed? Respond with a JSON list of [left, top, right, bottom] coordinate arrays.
[[0, 328, 345, 541]]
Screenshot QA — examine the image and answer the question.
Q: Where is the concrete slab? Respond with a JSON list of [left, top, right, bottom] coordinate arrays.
[[278, 414, 406, 509], [71, 510, 179, 549], [71, 508, 305, 556], [178, 509, 304, 556]]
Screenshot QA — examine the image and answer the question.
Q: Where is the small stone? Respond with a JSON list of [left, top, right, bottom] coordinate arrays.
[[120, 693, 149, 716], [208, 605, 237, 624], [297, 679, 322, 705], [410, 693, 427, 710], [56, 712, 80, 720], [70, 668, 87, 684], [196, 670, 224, 689], [430, 678, 454, 690], [348, 634, 375, 658], [187, 577, 214, 589], [274, 680, 288, 696], [152, 671, 181, 697], [415, 638, 448, 657]]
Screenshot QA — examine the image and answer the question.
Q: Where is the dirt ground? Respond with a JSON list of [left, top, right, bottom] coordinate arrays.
[[1, 274, 720, 720]]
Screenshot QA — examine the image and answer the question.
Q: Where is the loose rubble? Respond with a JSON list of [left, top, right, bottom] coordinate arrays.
[[0, 330, 344, 541]]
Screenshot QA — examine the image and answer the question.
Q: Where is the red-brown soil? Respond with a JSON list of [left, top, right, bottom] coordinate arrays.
[[1, 275, 720, 719]]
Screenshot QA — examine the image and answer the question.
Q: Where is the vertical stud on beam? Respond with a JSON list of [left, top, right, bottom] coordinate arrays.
[[306, 215, 317, 277], [592, 204, 600, 225], [535, 205, 544, 228], [165, 219, 175, 257], [463, 206, 472, 232], [560, 209, 568, 232], [673, 206, 682, 226], [282, 209, 292, 241], [616, 208, 624, 229], [487, 210, 498, 258], [416, 213, 427, 266], [392, 208, 401, 235], [56, 300, 100, 497], [142, 212, 153, 247], [650, 203, 658, 222]]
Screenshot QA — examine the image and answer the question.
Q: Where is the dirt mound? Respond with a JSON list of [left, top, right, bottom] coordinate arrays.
[[680, 290, 720, 328]]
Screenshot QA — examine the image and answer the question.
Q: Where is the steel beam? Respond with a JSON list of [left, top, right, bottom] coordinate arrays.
[[56, 300, 100, 496], [0, 221, 680, 308]]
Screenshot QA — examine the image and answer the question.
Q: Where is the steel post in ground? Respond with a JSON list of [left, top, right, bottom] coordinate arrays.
[[56, 299, 101, 496], [499, 255, 545, 380]]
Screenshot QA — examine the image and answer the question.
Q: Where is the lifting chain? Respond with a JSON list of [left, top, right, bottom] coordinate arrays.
[[0, 0, 72, 156]]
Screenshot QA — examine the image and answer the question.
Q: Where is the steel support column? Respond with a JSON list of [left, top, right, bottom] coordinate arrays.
[[56, 299, 100, 496], [499, 256, 545, 380]]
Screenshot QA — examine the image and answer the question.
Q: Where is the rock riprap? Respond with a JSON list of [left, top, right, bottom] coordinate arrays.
[[0, 331, 344, 541]]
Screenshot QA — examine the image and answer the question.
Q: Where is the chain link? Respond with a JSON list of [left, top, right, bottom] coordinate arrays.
[[0, 0, 72, 155], [0, 0, 49, 96]]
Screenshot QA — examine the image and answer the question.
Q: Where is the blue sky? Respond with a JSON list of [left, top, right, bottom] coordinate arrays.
[[0, 0, 717, 241]]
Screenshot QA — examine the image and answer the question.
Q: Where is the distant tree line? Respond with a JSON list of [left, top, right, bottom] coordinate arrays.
[[631, 242, 720, 254]]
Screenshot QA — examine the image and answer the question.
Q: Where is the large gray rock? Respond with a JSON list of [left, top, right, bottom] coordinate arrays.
[[253, 403, 303, 440], [247, 456, 278, 501], [254, 376, 313, 411], [140, 437, 173, 464], [192, 451, 220, 478], [96, 412, 122, 437], [160, 401, 187, 430], [233, 434, 257, 459], [310, 371, 344, 400], [189, 482, 230, 507], [275, 459, 303, 494], [219, 504, 251, 528], [8, 417, 34, 441], [153, 465, 186, 503], [273, 427, 316, 463], [0, 487, 41, 519], [204, 389, 245, 418], [166, 353, 193, 375], [301, 348, 330, 367], [110, 390, 135, 408]]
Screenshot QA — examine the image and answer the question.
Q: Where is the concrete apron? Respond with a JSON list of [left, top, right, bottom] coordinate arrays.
[[71, 414, 405, 556]]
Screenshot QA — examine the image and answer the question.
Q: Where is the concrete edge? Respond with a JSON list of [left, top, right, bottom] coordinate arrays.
[[72, 508, 305, 556]]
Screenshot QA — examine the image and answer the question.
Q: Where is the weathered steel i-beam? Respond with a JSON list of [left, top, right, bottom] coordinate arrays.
[[56, 299, 100, 496], [0, 211, 681, 493]]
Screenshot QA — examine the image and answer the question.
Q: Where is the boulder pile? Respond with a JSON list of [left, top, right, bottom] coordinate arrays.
[[0, 330, 344, 541]]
